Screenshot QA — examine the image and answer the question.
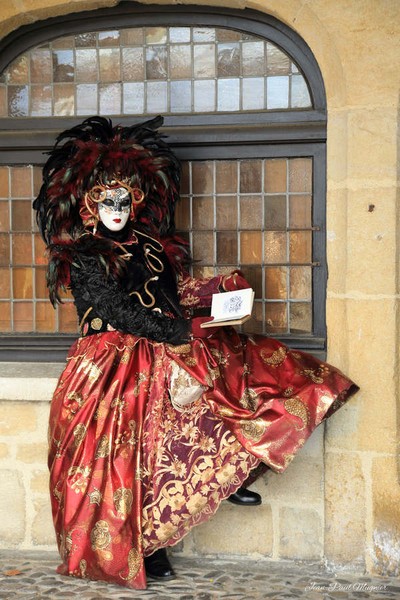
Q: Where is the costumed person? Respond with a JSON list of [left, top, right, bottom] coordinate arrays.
[[33, 116, 358, 590]]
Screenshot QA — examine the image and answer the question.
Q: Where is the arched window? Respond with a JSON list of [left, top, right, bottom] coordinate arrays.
[[0, 3, 326, 361]]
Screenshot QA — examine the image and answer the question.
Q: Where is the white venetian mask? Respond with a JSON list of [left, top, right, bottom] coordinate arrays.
[[98, 186, 131, 231]]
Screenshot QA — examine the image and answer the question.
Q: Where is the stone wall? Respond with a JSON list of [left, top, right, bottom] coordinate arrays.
[[0, 0, 399, 576], [0, 366, 59, 550]]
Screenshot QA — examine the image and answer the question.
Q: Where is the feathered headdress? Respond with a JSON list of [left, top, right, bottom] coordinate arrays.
[[33, 115, 181, 244]]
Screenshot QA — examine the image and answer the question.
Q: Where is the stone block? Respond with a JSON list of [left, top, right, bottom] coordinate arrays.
[[326, 111, 349, 186], [17, 442, 48, 464], [31, 470, 50, 494], [326, 188, 349, 296], [0, 469, 25, 546], [325, 452, 366, 565], [371, 456, 400, 576], [326, 297, 350, 369], [279, 506, 323, 559], [347, 108, 398, 184], [0, 442, 10, 458], [346, 299, 396, 391], [31, 498, 56, 547], [346, 188, 397, 296], [0, 402, 37, 435], [325, 400, 360, 452], [339, 24, 400, 107], [192, 501, 273, 556], [258, 454, 324, 505], [0, 378, 57, 402]]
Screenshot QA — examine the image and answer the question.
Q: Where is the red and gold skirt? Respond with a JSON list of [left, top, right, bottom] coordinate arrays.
[[48, 328, 357, 589]]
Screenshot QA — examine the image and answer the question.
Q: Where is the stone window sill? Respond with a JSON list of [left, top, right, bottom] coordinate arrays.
[[0, 363, 62, 402]]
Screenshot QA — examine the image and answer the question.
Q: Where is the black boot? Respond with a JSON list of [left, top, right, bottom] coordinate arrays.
[[144, 548, 176, 581], [227, 486, 262, 506]]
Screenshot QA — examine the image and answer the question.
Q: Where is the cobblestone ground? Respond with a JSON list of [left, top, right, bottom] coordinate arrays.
[[0, 551, 399, 600]]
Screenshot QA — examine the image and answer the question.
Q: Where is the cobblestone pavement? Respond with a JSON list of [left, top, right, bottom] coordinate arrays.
[[0, 551, 399, 600]]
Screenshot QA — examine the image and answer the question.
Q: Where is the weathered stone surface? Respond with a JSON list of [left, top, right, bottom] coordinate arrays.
[[0, 402, 37, 435], [31, 470, 50, 494], [371, 456, 400, 577], [192, 502, 273, 556], [0, 442, 10, 458], [325, 452, 366, 565], [31, 498, 56, 546], [0, 469, 25, 546], [17, 442, 48, 464], [279, 506, 323, 559], [260, 455, 324, 504]]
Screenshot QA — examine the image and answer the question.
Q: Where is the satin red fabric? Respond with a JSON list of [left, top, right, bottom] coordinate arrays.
[[48, 328, 357, 589]]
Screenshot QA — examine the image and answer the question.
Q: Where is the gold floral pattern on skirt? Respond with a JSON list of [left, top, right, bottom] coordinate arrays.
[[113, 488, 133, 516], [240, 418, 266, 442], [95, 435, 111, 459], [260, 346, 287, 367], [73, 423, 87, 448], [284, 397, 310, 429], [90, 520, 112, 551], [79, 559, 87, 578], [88, 487, 102, 506], [300, 365, 330, 384], [120, 548, 141, 581], [239, 388, 259, 412]]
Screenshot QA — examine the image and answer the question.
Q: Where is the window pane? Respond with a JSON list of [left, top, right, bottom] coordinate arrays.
[[216, 196, 237, 230], [11, 167, 32, 198], [290, 302, 312, 333], [0, 268, 10, 298], [0, 302, 11, 332], [170, 45, 191, 79], [216, 162, 237, 193], [240, 231, 262, 264], [36, 301, 56, 332], [58, 302, 78, 333], [264, 231, 287, 264], [240, 196, 262, 229], [217, 79, 240, 111], [170, 80, 192, 113], [13, 301, 33, 332], [217, 43, 240, 77], [265, 267, 287, 300], [13, 268, 33, 299], [265, 302, 288, 333], [267, 76, 289, 109], [289, 231, 312, 263], [76, 49, 98, 82], [240, 160, 262, 193], [265, 196, 286, 230], [289, 158, 312, 193], [193, 231, 214, 263], [0, 201, 9, 232], [290, 266, 312, 300], [193, 80, 215, 112], [192, 196, 213, 230], [217, 231, 237, 264], [12, 233, 32, 264], [11, 200, 32, 231], [0, 167, 9, 198], [265, 159, 287, 193]]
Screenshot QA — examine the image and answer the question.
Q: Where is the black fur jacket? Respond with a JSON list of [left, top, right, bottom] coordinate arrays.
[[49, 224, 191, 345]]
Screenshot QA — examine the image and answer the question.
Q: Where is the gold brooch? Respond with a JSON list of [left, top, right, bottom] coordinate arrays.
[[91, 317, 103, 330]]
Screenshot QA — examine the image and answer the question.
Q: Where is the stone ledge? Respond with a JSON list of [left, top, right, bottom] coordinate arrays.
[[0, 363, 61, 402]]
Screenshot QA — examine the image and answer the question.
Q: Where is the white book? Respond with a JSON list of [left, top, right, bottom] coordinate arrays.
[[200, 288, 255, 328]]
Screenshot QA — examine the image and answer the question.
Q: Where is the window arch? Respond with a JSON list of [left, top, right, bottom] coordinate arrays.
[[0, 2, 327, 361]]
